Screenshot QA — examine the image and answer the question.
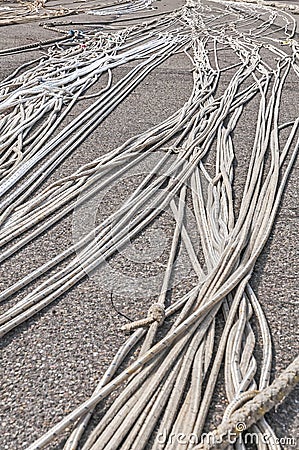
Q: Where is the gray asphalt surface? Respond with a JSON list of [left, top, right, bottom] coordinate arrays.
[[0, 1, 298, 449]]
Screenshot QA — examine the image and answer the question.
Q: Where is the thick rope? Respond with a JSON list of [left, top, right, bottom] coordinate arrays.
[[194, 355, 299, 449]]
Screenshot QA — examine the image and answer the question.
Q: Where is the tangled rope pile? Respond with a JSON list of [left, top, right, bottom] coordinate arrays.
[[87, 0, 156, 17], [0, 0, 298, 449], [0, 0, 156, 26], [0, 0, 71, 25], [227, 0, 299, 15]]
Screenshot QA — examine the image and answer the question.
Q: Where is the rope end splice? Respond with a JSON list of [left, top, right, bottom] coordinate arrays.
[[121, 303, 165, 333]]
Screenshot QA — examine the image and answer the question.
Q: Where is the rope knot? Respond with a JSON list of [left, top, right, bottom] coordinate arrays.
[[121, 303, 165, 333], [147, 303, 165, 326]]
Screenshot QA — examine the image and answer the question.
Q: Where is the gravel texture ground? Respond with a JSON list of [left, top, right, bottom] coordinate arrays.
[[0, 1, 298, 449]]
